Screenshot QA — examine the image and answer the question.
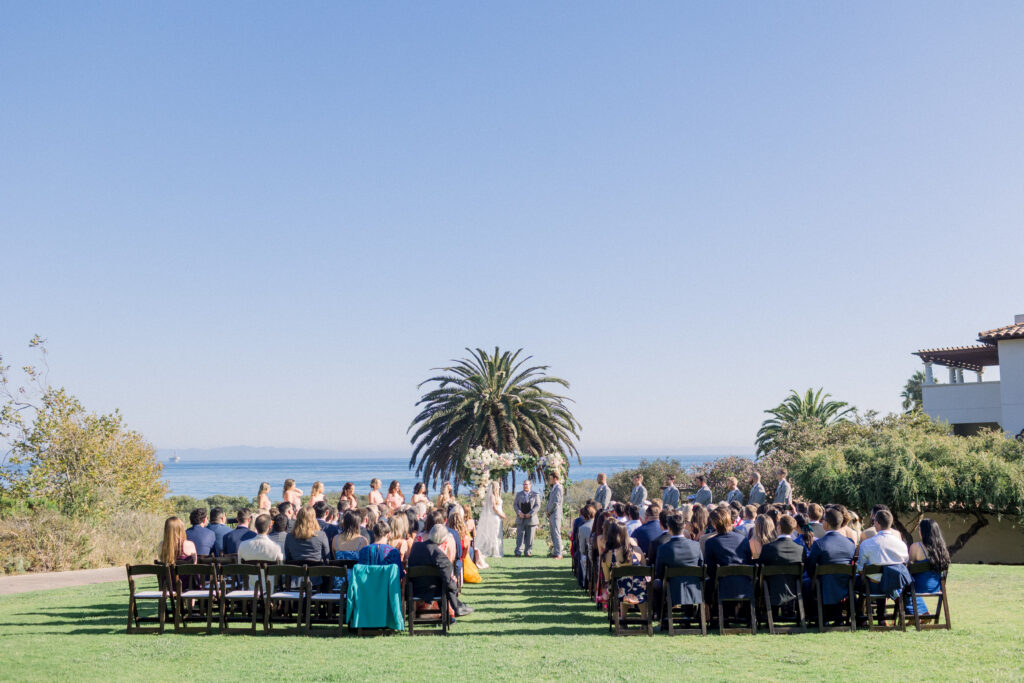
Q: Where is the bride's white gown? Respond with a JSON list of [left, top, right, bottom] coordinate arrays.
[[476, 487, 502, 558]]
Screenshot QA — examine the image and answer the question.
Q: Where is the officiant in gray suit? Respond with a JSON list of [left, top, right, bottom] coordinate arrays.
[[514, 479, 540, 557], [546, 472, 565, 559]]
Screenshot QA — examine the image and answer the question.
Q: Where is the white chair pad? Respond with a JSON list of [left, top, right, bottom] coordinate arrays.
[[310, 593, 341, 601], [226, 590, 255, 598], [133, 591, 165, 599], [180, 590, 211, 598], [270, 591, 302, 599]]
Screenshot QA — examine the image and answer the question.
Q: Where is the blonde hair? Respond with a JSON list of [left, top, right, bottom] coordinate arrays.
[[283, 478, 296, 495], [389, 512, 410, 540], [364, 506, 379, 526], [293, 507, 319, 540], [159, 516, 187, 565], [370, 478, 381, 490], [257, 481, 270, 495], [753, 515, 777, 546]]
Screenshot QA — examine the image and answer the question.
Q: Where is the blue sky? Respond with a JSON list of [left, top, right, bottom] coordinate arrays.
[[2, 3, 1023, 453]]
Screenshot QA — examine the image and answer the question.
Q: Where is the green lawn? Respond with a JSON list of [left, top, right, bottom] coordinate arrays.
[[0, 541, 1022, 682]]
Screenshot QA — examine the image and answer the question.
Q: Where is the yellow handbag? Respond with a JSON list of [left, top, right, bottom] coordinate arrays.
[[463, 555, 482, 583]]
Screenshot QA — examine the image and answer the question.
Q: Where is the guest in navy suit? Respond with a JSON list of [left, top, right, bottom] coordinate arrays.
[[703, 507, 753, 600], [630, 502, 663, 556], [185, 508, 216, 557], [222, 508, 257, 555], [652, 512, 703, 620], [805, 508, 856, 607], [207, 507, 232, 556], [314, 501, 340, 546]]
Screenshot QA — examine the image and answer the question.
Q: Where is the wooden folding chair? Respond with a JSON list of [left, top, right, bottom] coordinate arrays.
[[263, 564, 307, 633], [126, 564, 171, 634], [306, 565, 348, 636], [760, 563, 806, 634], [662, 565, 706, 636], [907, 562, 951, 631], [405, 566, 451, 636], [218, 564, 263, 634], [813, 563, 856, 632], [608, 566, 653, 636], [172, 563, 218, 634], [714, 565, 757, 635], [857, 564, 906, 632]]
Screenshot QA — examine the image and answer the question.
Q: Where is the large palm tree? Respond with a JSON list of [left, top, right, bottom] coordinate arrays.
[[408, 347, 581, 487], [755, 388, 853, 458]]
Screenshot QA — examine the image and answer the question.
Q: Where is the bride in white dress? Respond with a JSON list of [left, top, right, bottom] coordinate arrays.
[[476, 480, 505, 566]]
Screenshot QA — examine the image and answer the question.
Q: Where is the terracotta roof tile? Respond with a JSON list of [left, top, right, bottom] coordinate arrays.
[[977, 323, 1024, 343]]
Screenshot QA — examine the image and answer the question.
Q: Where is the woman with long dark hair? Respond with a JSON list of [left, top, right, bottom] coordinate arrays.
[[599, 521, 647, 619], [908, 518, 950, 615]]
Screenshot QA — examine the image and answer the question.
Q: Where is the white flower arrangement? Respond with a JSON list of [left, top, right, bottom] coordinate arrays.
[[539, 450, 568, 478], [465, 446, 516, 500]]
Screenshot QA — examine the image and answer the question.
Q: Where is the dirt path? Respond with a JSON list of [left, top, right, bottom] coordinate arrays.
[[0, 566, 126, 596]]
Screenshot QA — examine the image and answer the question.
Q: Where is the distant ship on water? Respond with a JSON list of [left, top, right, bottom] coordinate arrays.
[[168, 452, 180, 463]]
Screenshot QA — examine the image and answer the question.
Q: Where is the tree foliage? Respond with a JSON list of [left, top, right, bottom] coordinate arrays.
[[1, 338, 167, 518], [789, 411, 1024, 552], [756, 388, 854, 458], [408, 348, 581, 487]]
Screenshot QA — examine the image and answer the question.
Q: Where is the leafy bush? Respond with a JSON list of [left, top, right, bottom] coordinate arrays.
[[609, 456, 761, 503], [169, 494, 254, 520]]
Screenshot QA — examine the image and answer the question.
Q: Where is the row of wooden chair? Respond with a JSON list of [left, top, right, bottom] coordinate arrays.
[[126, 560, 452, 636], [590, 559, 950, 636]]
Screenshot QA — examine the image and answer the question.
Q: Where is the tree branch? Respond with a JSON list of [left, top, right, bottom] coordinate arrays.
[[948, 511, 989, 557]]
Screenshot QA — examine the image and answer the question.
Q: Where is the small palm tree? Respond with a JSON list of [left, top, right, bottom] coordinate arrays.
[[408, 347, 581, 487], [755, 388, 853, 458], [901, 370, 929, 412]]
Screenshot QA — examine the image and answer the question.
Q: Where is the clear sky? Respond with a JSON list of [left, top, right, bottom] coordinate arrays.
[[2, 3, 1023, 453]]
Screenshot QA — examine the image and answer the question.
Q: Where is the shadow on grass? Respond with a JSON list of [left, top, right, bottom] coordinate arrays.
[[0, 602, 128, 636]]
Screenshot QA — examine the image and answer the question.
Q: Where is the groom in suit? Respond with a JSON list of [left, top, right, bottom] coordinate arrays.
[[514, 479, 540, 557], [546, 472, 565, 559]]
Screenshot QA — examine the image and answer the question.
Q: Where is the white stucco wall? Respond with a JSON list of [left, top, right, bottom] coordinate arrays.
[[922, 381, 1003, 426], [998, 339, 1024, 437]]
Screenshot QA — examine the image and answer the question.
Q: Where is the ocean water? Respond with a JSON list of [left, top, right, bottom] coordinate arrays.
[[160, 453, 749, 499]]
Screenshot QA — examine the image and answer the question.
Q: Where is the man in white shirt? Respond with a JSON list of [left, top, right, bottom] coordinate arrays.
[[238, 514, 285, 564], [856, 509, 908, 583]]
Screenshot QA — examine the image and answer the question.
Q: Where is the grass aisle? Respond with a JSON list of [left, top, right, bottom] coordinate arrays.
[[0, 544, 1022, 681]]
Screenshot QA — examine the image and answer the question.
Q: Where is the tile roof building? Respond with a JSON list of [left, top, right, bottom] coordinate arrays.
[[914, 314, 1024, 439]]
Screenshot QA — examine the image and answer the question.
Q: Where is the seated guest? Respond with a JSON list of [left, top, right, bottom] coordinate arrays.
[[725, 477, 744, 505], [268, 514, 289, 552], [238, 514, 284, 564], [805, 507, 856, 605], [360, 507, 377, 543], [222, 508, 256, 555], [575, 505, 596, 586], [600, 522, 647, 619], [186, 508, 216, 557], [333, 511, 370, 556], [418, 510, 456, 562], [612, 502, 627, 524], [652, 512, 703, 621], [276, 501, 296, 532], [807, 503, 826, 538], [207, 507, 231, 555], [792, 513, 815, 558], [624, 504, 642, 535], [831, 505, 859, 545], [907, 518, 950, 615], [388, 511, 413, 563], [285, 507, 331, 564], [446, 508, 467, 579], [689, 505, 710, 550], [631, 502, 663, 556], [860, 504, 891, 543], [159, 516, 197, 564], [357, 520, 404, 578], [736, 505, 757, 536], [703, 507, 753, 600], [314, 501, 340, 546], [759, 514, 805, 608], [747, 515, 776, 560], [646, 506, 672, 563], [408, 523, 473, 616], [856, 509, 909, 583]]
